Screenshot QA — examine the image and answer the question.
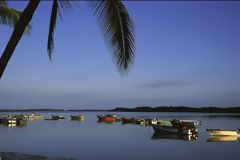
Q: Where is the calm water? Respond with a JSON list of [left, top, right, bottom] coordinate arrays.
[[0, 112, 240, 160]]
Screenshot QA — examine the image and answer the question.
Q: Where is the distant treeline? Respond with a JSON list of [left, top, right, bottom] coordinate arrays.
[[111, 106, 240, 113], [1, 106, 240, 113]]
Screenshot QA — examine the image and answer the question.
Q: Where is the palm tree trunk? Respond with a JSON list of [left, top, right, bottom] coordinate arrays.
[[0, 0, 40, 79]]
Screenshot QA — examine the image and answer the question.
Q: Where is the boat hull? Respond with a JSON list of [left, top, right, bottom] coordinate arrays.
[[71, 115, 85, 120], [97, 114, 120, 123], [206, 129, 238, 136], [152, 132, 198, 141], [153, 125, 197, 135]]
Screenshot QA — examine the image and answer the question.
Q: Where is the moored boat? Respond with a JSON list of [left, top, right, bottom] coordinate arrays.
[[153, 125, 196, 135], [23, 113, 44, 120], [1, 115, 27, 127], [45, 115, 65, 120], [153, 119, 199, 135], [171, 119, 200, 129], [206, 129, 240, 136], [71, 115, 85, 120], [96, 114, 120, 122], [2, 117, 17, 125]]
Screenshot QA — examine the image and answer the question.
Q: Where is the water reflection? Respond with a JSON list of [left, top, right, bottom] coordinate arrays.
[[207, 135, 240, 142], [151, 132, 198, 141], [7, 123, 17, 127], [70, 119, 84, 122], [97, 119, 120, 124]]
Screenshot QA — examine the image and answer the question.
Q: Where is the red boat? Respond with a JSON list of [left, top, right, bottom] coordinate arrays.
[[97, 114, 119, 123], [103, 117, 116, 122]]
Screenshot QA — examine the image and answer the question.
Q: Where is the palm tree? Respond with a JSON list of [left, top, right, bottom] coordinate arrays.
[[0, 0, 31, 34], [0, 0, 135, 79]]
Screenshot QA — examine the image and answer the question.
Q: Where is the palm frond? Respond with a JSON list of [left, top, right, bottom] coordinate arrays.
[[47, 0, 58, 61], [59, 0, 72, 11], [58, 0, 73, 18], [47, 0, 73, 60], [89, 0, 135, 74], [0, 6, 32, 35]]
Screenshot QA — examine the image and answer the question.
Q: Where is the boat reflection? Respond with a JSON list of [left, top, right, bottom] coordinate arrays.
[[207, 135, 240, 142], [7, 123, 17, 127], [97, 120, 115, 124], [151, 132, 198, 141]]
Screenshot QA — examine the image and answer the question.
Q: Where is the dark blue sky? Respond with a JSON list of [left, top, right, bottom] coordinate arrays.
[[0, 1, 239, 109]]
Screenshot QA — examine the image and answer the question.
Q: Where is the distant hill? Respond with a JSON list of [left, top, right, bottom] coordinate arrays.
[[111, 106, 240, 113]]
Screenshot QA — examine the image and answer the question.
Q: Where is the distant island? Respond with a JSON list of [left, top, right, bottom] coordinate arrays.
[[0, 106, 239, 113], [111, 106, 240, 113]]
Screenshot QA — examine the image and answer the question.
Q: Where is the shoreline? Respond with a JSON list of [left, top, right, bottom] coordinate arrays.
[[0, 106, 239, 113]]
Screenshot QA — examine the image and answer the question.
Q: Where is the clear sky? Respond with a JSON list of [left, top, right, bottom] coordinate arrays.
[[0, 1, 240, 109]]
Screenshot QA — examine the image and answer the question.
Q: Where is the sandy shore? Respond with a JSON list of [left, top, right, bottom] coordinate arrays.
[[0, 152, 74, 160]]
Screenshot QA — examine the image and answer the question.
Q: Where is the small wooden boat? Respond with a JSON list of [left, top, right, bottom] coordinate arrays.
[[96, 114, 120, 122], [2, 115, 17, 125], [23, 113, 44, 120], [206, 129, 240, 136], [45, 115, 65, 120], [1, 115, 27, 127], [71, 115, 85, 120], [103, 117, 116, 122]]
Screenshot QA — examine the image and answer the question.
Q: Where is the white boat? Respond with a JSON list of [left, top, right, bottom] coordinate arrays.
[[151, 119, 158, 125], [206, 129, 240, 136], [2, 117, 17, 125], [23, 113, 44, 120]]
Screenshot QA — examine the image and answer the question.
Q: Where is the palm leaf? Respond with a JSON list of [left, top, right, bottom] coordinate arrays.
[[47, 0, 73, 60], [0, 6, 32, 35], [47, 0, 58, 61], [89, 0, 135, 74], [59, 0, 72, 12]]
